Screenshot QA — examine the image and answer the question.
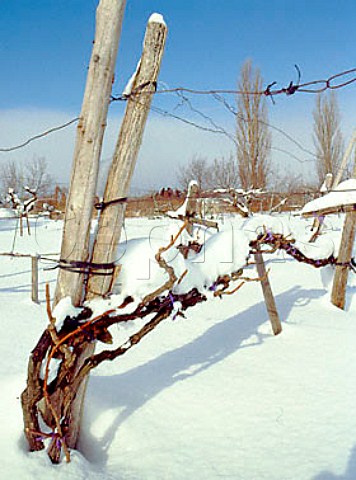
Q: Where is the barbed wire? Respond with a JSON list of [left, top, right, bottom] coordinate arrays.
[[111, 67, 356, 100]]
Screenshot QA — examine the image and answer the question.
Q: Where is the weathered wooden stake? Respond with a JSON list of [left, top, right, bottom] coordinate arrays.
[[330, 212, 356, 309], [87, 14, 168, 298], [54, 0, 126, 307], [331, 144, 356, 309], [184, 181, 202, 235], [254, 251, 282, 335], [31, 255, 39, 304]]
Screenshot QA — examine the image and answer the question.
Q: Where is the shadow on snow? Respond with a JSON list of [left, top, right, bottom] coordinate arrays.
[[79, 285, 324, 466]]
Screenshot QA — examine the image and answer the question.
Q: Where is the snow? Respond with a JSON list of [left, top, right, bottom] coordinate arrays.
[[53, 296, 83, 331], [0, 207, 17, 218], [115, 219, 249, 300], [320, 173, 333, 193], [167, 180, 199, 219], [176, 228, 249, 293], [40, 356, 61, 384], [122, 60, 141, 98], [0, 213, 356, 479], [243, 214, 293, 240], [294, 233, 337, 259], [148, 13, 166, 26], [301, 179, 356, 215]]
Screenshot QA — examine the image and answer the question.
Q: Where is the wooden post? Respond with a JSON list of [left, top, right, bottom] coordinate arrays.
[[330, 211, 356, 309], [40, 0, 126, 457], [184, 181, 201, 235], [330, 152, 356, 309], [254, 251, 282, 335], [54, 0, 126, 307], [31, 255, 39, 304], [332, 130, 355, 188], [87, 14, 167, 299], [25, 214, 31, 235]]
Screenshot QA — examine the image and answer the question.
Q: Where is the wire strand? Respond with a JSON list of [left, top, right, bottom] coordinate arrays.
[[110, 67, 356, 100], [0, 117, 79, 152]]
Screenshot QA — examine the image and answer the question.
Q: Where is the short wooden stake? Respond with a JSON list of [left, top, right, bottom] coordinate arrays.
[[185, 182, 201, 235], [330, 211, 356, 309], [31, 255, 39, 304], [254, 251, 282, 335], [26, 214, 31, 235], [331, 147, 356, 309]]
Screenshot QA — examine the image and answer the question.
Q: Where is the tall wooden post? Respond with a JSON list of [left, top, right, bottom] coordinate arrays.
[[331, 151, 356, 309], [87, 14, 167, 299], [43, 0, 126, 457], [254, 251, 282, 335], [54, 0, 126, 308]]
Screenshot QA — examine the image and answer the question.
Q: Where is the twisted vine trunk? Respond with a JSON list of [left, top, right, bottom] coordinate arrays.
[[22, 0, 126, 462]]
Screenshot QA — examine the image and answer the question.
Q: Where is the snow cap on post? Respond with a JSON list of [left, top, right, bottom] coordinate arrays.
[[148, 12, 166, 26], [188, 180, 199, 190]]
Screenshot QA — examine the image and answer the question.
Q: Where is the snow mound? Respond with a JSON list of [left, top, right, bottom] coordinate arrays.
[[0, 207, 17, 218], [301, 179, 356, 215], [116, 224, 249, 300], [243, 214, 292, 241]]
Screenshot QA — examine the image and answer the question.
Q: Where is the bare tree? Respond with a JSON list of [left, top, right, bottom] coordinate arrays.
[[271, 169, 319, 194], [0, 160, 24, 198], [210, 154, 239, 190], [24, 157, 53, 196], [177, 154, 240, 191], [236, 60, 271, 189], [313, 92, 344, 184], [0, 157, 53, 200], [177, 155, 211, 190]]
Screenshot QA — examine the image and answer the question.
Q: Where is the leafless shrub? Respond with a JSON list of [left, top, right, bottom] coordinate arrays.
[[177, 154, 239, 191], [210, 154, 239, 190], [176, 155, 211, 190]]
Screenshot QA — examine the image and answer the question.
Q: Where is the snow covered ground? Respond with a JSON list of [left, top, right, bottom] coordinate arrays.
[[0, 213, 356, 479]]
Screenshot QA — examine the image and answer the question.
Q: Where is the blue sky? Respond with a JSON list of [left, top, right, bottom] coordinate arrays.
[[0, 0, 355, 190]]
